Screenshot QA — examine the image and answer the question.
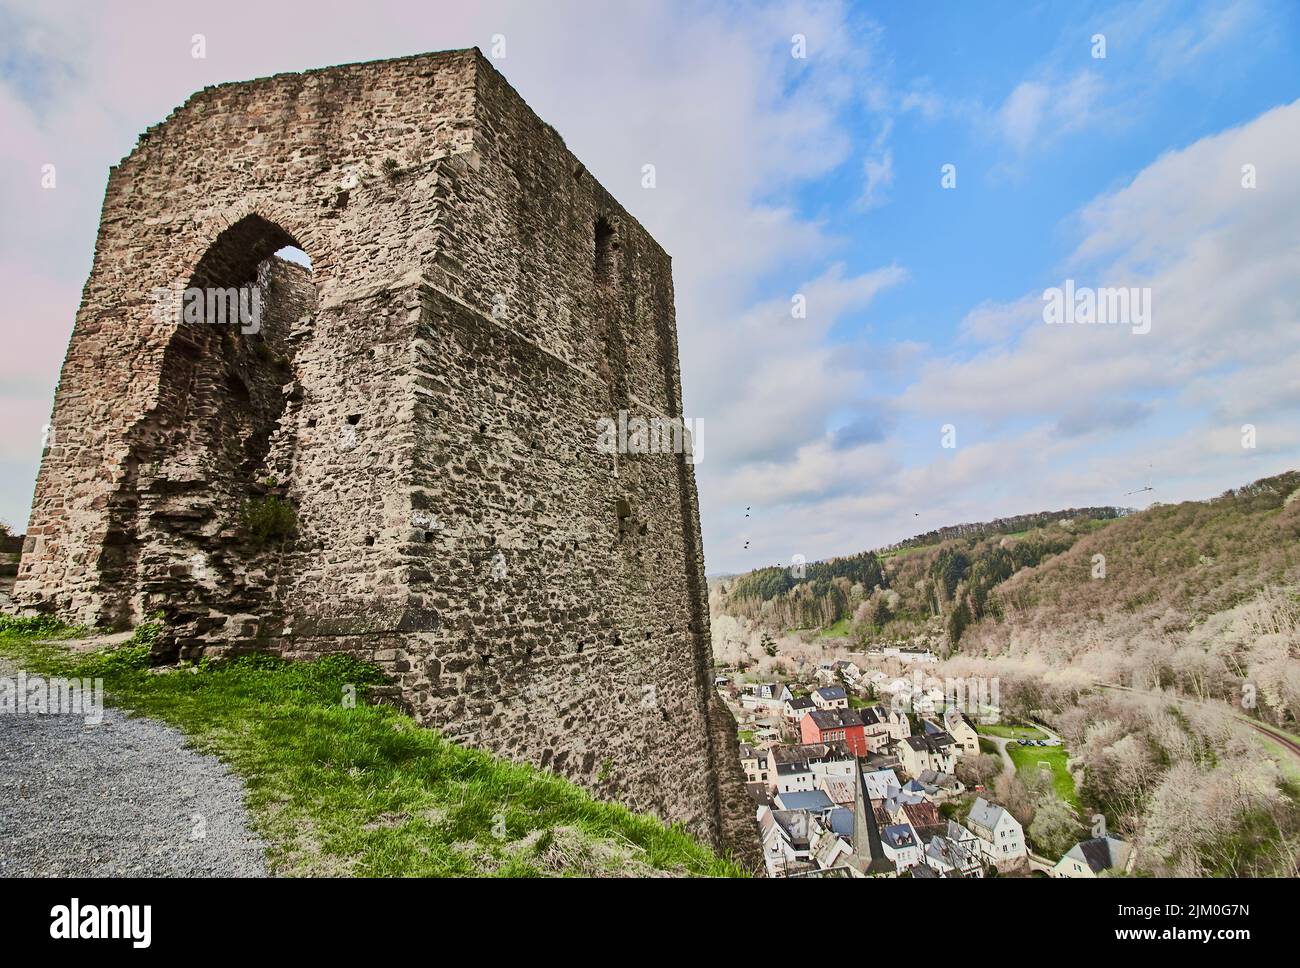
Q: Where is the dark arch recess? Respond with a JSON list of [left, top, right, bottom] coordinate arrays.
[[190, 214, 303, 290], [95, 213, 317, 645]]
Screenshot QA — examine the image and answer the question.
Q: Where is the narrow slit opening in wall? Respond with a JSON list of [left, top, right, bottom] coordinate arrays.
[[615, 497, 633, 538], [594, 216, 618, 287]]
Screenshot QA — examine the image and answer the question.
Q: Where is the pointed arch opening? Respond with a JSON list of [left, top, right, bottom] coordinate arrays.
[[98, 214, 319, 652]]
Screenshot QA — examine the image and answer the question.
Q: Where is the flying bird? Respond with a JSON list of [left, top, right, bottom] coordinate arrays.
[[1127, 465, 1155, 496]]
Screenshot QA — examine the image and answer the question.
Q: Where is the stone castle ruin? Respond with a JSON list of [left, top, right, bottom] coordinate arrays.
[[16, 49, 758, 865]]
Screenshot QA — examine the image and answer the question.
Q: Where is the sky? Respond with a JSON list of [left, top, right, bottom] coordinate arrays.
[[1, 0, 1298, 576]]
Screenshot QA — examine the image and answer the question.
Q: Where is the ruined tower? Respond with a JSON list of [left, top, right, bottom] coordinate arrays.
[[17, 49, 758, 866]]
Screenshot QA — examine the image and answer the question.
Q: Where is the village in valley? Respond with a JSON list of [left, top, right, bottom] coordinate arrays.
[[719, 650, 1132, 879]]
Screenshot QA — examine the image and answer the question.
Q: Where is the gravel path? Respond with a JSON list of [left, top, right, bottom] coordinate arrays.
[[0, 658, 269, 877], [986, 733, 1016, 778]]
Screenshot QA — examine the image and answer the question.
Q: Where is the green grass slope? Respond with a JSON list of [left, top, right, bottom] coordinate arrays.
[[0, 617, 744, 878]]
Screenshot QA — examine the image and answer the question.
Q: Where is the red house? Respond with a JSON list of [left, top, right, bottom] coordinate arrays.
[[800, 708, 868, 756]]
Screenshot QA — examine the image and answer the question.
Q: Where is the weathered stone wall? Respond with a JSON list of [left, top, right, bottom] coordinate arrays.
[[0, 533, 21, 610], [19, 49, 477, 628], [104, 258, 314, 638], [16, 48, 760, 868]]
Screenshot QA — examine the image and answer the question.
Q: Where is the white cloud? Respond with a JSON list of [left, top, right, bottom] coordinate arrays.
[[694, 262, 908, 469], [2, 0, 1294, 580], [898, 86, 944, 121], [996, 71, 1101, 155], [0, 0, 903, 553], [959, 293, 1043, 344], [858, 116, 895, 209], [708, 96, 1300, 572], [972, 1, 1263, 163], [912, 100, 1300, 418], [860, 149, 894, 210]]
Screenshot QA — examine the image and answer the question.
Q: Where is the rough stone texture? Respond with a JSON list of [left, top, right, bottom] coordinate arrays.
[[0, 534, 21, 610], [16, 48, 761, 870]]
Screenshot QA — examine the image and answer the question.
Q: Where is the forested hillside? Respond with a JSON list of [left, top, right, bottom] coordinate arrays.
[[711, 473, 1300, 877], [719, 551, 885, 630], [712, 508, 1123, 649], [712, 471, 1300, 731], [877, 506, 1128, 554], [961, 471, 1300, 730]]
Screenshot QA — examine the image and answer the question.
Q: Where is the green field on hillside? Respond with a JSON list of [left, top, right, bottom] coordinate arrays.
[[976, 723, 1046, 741], [1007, 741, 1080, 811]]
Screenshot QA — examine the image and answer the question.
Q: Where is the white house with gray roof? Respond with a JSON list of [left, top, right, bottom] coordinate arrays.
[[1052, 836, 1131, 878], [966, 796, 1027, 869], [942, 707, 980, 756], [812, 685, 849, 709], [880, 823, 922, 872]]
